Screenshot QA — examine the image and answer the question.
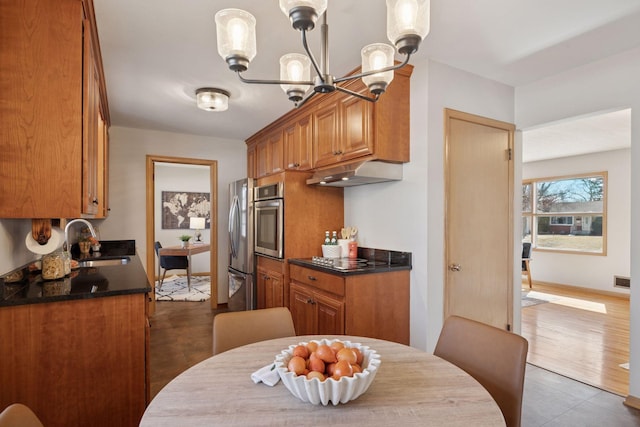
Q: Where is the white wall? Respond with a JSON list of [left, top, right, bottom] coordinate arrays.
[[345, 58, 515, 351], [515, 46, 640, 399], [154, 163, 211, 275], [523, 149, 630, 293], [99, 126, 246, 303], [0, 219, 36, 274]]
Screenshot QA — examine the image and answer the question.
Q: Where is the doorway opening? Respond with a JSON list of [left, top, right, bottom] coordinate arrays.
[[520, 108, 631, 395], [145, 155, 218, 314]]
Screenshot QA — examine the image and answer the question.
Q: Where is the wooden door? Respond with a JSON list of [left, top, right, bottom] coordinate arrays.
[[444, 109, 514, 330]]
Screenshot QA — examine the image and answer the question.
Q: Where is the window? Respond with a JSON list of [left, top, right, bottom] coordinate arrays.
[[522, 172, 607, 255]]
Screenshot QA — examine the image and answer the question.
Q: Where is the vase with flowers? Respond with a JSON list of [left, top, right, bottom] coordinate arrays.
[[179, 235, 191, 248], [79, 236, 100, 254]]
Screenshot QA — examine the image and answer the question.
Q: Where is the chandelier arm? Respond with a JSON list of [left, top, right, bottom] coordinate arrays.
[[294, 90, 318, 109], [236, 71, 313, 86], [334, 53, 412, 84], [335, 85, 380, 103], [301, 29, 324, 83]]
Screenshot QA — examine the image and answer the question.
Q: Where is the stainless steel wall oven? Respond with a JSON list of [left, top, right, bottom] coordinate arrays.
[[254, 182, 284, 259]]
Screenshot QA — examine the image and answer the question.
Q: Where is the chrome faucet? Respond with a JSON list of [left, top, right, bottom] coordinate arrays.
[[64, 219, 97, 251]]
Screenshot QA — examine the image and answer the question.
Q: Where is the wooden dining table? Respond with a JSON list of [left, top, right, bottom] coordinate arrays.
[[140, 335, 505, 426]]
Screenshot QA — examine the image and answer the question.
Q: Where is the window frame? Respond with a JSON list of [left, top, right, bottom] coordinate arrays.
[[523, 171, 607, 256]]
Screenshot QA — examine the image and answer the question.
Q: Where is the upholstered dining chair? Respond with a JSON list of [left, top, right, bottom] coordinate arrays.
[[522, 242, 532, 288], [434, 315, 528, 427], [213, 307, 296, 355], [0, 403, 44, 427], [154, 241, 190, 290]]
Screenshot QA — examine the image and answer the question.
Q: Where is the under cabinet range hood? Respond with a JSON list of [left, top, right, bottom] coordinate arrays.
[[306, 160, 403, 187]]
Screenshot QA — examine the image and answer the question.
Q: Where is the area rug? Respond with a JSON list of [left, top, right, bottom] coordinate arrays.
[[155, 275, 211, 302], [521, 290, 549, 308]]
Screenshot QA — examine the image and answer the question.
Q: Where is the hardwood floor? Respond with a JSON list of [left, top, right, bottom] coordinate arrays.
[[521, 281, 630, 396], [149, 300, 224, 397]]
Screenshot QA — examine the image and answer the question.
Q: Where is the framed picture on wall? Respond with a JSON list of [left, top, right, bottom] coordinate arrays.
[[161, 191, 211, 229]]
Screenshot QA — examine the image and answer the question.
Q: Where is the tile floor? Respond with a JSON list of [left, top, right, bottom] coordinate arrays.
[[149, 301, 640, 425], [522, 364, 640, 426]]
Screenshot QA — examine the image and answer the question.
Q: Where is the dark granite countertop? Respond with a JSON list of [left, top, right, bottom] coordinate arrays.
[[288, 247, 412, 276], [0, 240, 151, 307]]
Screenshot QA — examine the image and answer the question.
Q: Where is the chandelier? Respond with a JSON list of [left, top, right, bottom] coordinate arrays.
[[215, 0, 430, 108]]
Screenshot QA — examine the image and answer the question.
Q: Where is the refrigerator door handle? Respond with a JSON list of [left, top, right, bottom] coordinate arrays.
[[228, 195, 239, 259]]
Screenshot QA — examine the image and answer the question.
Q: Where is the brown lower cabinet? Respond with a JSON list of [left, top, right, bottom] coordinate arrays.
[[0, 294, 149, 427], [256, 257, 285, 309], [289, 264, 410, 344]]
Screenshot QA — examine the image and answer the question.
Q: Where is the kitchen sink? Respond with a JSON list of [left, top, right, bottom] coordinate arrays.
[[78, 257, 131, 267]]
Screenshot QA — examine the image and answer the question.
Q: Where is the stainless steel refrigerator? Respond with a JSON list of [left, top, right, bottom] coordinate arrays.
[[228, 178, 255, 311]]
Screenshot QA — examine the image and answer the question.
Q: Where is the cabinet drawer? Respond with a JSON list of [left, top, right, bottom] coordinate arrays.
[[290, 265, 344, 296]]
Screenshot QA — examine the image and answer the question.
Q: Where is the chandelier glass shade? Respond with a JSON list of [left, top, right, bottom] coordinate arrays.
[[215, 0, 429, 107]]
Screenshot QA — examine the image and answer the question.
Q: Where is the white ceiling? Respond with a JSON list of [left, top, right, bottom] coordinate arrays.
[[92, 0, 640, 152], [522, 109, 631, 163]]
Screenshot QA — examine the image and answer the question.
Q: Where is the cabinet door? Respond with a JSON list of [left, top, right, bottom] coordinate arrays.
[[340, 94, 373, 161], [312, 101, 340, 168], [264, 270, 284, 308], [256, 268, 267, 309], [256, 138, 270, 178], [268, 131, 284, 174], [82, 17, 100, 215], [290, 283, 315, 335], [315, 292, 345, 335], [284, 115, 313, 171], [95, 108, 109, 218], [247, 143, 257, 179]]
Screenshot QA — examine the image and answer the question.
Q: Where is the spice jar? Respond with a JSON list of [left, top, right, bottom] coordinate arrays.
[[42, 251, 65, 280]]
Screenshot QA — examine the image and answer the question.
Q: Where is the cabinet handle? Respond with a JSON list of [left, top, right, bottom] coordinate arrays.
[[307, 275, 317, 281], [263, 275, 270, 280], [92, 198, 99, 205], [306, 298, 316, 305]]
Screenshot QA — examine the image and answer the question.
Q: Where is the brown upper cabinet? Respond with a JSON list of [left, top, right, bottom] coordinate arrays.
[[246, 65, 412, 178], [0, 0, 110, 218], [254, 129, 284, 179], [283, 113, 313, 171]]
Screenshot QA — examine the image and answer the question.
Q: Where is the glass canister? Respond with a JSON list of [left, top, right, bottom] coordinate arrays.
[[42, 251, 65, 280], [62, 250, 71, 276]]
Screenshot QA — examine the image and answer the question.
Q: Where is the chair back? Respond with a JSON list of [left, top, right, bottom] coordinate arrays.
[[434, 315, 528, 427], [0, 403, 44, 427], [154, 241, 162, 256], [522, 242, 532, 271], [213, 307, 296, 355]]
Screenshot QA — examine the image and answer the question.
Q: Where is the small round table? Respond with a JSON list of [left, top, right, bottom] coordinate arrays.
[[141, 335, 505, 426]]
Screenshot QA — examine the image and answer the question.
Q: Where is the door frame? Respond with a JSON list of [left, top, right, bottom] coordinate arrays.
[[145, 155, 218, 314], [443, 108, 515, 329]]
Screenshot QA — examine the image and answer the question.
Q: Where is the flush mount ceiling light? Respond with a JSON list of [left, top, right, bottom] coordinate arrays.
[[215, 0, 429, 108], [196, 87, 230, 111]]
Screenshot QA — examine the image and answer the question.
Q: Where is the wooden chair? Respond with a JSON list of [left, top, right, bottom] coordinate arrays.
[[522, 242, 532, 288], [434, 315, 528, 427], [154, 241, 190, 290], [0, 403, 44, 427], [213, 307, 296, 355]]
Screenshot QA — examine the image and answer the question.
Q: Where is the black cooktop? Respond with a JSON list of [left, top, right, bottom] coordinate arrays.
[[289, 248, 412, 275]]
